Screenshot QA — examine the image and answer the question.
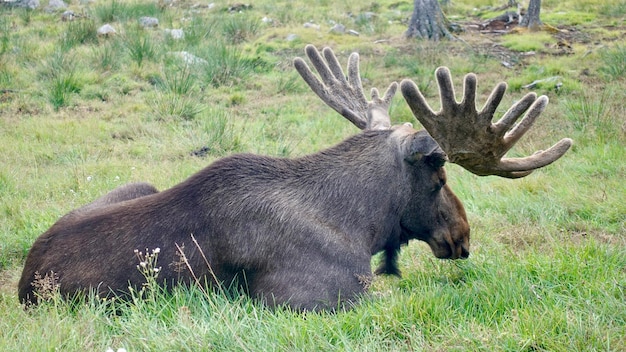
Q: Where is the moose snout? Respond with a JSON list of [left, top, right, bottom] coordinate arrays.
[[457, 242, 470, 259], [427, 230, 470, 260], [440, 242, 470, 260]]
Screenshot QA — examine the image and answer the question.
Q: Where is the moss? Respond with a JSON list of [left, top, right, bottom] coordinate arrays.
[[543, 11, 597, 26], [501, 32, 557, 52]]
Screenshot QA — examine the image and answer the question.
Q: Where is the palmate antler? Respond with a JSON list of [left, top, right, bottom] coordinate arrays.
[[294, 44, 572, 178], [293, 45, 397, 131], [400, 69, 573, 178]]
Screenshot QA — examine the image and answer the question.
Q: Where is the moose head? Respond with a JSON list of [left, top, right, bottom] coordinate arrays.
[[294, 44, 572, 266], [18, 45, 572, 311]]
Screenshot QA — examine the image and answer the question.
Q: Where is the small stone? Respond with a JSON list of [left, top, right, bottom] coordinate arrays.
[[139, 17, 159, 28], [170, 51, 208, 65], [45, 0, 66, 12], [97, 24, 117, 36], [303, 22, 320, 30], [165, 29, 184, 39], [61, 10, 75, 21], [330, 23, 346, 34]]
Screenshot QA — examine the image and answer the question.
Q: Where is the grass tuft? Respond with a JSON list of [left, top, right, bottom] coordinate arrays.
[[221, 14, 261, 44], [60, 20, 98, 50], [199, 42, 257, 87], [598, 45, 626, 79], [123, 30, 158, 68]]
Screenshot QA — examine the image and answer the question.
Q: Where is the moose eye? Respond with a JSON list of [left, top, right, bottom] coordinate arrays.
[[431, 169, 446, 193], [432, 179, 445, 193]]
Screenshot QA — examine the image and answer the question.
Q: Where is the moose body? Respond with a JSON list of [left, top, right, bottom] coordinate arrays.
[[18, 128, 469, 310], [18, 45, 571, 311]]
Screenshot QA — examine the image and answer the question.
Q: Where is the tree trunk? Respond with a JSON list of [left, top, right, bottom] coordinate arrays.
[[405, 0, 453, 41], [520, 0, 542, 30]]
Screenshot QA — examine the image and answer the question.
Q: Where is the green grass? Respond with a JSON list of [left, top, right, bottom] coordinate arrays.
[[0, 0, 624, 350]]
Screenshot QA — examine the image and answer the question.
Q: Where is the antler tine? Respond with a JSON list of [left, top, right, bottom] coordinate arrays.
[[293, 44, 397, 130], [401, 66, 573, 178]]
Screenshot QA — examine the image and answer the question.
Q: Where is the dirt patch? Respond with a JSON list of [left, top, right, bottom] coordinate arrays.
[[0, 267, 21, 298]]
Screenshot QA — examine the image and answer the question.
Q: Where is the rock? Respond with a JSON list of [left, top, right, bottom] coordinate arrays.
[[347, 29, 359, 36], [285, 34, 298, 42], [522, 76, 561, 89], [139, 17, 159, 28], [190, 146, 210, 157], [330, 23, 346, 34], [303, 22, 320, 30], [170, 51, 207, 65], [61, 10, 75, 21], [164, 29, 184, 39], [45, 0, 66, 12], [228, 3, 252, 12], [97, 24, 117, 37], [8, 0, 40, 9]]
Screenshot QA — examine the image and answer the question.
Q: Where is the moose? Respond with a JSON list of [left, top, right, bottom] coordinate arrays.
[[18, 45, 572, 311]]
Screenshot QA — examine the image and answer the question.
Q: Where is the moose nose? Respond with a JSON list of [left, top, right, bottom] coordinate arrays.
[[460, 246, 470, 259]]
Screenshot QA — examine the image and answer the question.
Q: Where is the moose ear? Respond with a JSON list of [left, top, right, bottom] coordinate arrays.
[[404, 132, 448, 167]]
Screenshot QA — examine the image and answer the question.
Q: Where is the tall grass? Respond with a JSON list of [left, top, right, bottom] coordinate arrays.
[[0, 17, 9, 56], [221, 14, 261, 44], [60, 20, 98, 50], [41, 51, 82, 110], [599, 45, 626, 79], [123, 30, 158, 67], [199, 42, 258, 87]]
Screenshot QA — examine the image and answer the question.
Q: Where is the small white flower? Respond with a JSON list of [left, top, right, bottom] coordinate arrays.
[[152, 247, 160, 254], [87, 176, 92, 182], [117, 348, 127, 352], [153, 267, 161, 273], [139, 262, 147, 268], [134, 249, 139, 254]]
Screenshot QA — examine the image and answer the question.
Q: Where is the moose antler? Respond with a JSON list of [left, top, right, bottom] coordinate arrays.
[[295, 44, 572, 178], [294, 44, 397, 130], [400, 68, 573, 178]]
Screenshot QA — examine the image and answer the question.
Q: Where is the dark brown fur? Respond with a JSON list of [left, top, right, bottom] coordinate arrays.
[[19, 127, 469, 311], [59, 182, 159, 221]]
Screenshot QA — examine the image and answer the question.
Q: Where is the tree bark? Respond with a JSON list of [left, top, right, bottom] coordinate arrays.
[[405, 0, 453, 41], [520, 0, 542, 30]]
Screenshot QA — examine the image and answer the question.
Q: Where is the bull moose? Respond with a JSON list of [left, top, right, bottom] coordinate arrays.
[[18, 45, 572, 311]]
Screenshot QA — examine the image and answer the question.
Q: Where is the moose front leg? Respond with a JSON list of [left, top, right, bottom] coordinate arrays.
[[374, 244, 402, 277]]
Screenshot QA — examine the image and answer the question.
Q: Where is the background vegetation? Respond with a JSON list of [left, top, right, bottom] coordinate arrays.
[[0, 0, 624, 350]]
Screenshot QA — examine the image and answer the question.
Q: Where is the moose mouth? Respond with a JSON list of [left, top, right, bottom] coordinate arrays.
[[401, 224, 468, 260], [433, 237, 469, 260]]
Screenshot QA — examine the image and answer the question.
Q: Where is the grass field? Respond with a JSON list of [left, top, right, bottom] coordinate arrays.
[[0, 0, 624, 350]]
